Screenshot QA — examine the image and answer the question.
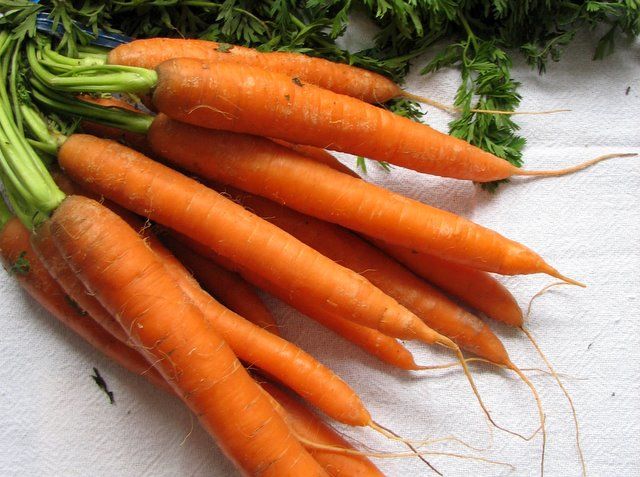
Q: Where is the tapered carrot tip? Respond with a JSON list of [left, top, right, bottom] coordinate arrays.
[[549, 270, 586, 288], [515, 152, 637, 178]]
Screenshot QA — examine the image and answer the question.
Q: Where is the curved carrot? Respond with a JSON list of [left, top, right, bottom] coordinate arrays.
[[371, 241, 524, 327], [59, 134, 448, 344], [262, 381, 385, 477], [163, 236, 279, 334], [109, 38, 400, 104], [0, 217, 170, 393], [30, 220, 130, 344], [215, 185, 510, 365], [50, 195, 327, 477], [146, 115, 573, 281], [151, 58, 523, 182], [171, 231, 421, 371]]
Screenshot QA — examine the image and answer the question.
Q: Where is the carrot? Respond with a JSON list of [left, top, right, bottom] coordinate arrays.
[[50, 195, 328, 477], [108, 38, 560, 117], [371, 240, 524, 327], [150, 57, 604, 182], [171, 231, 421, 371], [147, 114, 578, 282], [262, 381, 385, 477], [108, 38, 401, 104], [30, 220, 130, 344], [215, 185, 511, 365], [0, 215, 170, 393], [55, 173, 364, 426], [59, 134, 450, 345], [161, 235, 279, 334]]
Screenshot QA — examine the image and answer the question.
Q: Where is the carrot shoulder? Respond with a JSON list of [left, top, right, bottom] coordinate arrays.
[[151, 58, 520, 182], [109, 38, 400, 104], [0, 217, 169, 392], [50, 195, 327, 477], [59, 134, 443, 344], [147, 115, 563, 279]]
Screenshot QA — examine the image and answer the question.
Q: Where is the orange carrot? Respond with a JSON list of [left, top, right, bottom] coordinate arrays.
[[50, 195, 327, 477], [30, 220, 130, 344], [147, 115, 576, 281], [57, 174, 366, 426], [171, 231, 421, 371], [163, 236, 279, 334], [214, 185, 510, 365], [262, 381, 385, 477], [151, 58, 569, 182], [59, 134, 450, 344], [371, 241, 524, 327], [109, 38, 400, 104], [0, 216, 170, 393]]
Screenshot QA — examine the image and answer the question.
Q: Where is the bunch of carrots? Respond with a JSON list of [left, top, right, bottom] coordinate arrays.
[[2, 32, 631, 475]]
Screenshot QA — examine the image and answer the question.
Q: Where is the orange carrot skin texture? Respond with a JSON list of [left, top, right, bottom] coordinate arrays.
[[109, 38, 399, 104], [373, 241, 524, 327], [148, 115, 554, 277], [152, 58, 519, 181], [59, 135, 437, 342], [263, 382, 385, 477], [172, 232, 420, 371], [219, 187, 510, 364], [56, 174, 371, 425], [0, 218, 169, 392], [51, 196, 327, 477], [157, 242, 371, 426], [30, 221, 130, 345], [270, 139, 360, 178], [164, 237, 279, 334]]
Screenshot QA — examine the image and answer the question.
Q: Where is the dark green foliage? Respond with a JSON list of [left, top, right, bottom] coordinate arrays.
[[2, 1, 638, 188]]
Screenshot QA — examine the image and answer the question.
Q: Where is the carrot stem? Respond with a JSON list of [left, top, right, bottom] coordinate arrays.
[[27, 42, 157, 94]]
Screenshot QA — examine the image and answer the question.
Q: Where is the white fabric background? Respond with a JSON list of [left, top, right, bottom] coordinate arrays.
[[1, 30, 638, 477]]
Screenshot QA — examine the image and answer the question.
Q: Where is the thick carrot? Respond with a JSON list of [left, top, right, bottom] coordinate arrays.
[[59, 134, 449, 344], [30, 220, 130, 344], [163, 236, 279, 334], [151, 58, 530, 182], [214, 185, 510, 365], [109, 38, 400, 104], [0, 216, 170, 392], [147, 115, 574, 281], [56, 174, 363, 425], [262, 381, 385, 477], [50, 195, 327, 477], [171, 231, 421, 371], [57, 170, 371, 425], [371, 240, 524, 327]]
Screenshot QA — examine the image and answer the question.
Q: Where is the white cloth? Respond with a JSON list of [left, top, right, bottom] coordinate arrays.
[[1, 32, 638, 477]]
